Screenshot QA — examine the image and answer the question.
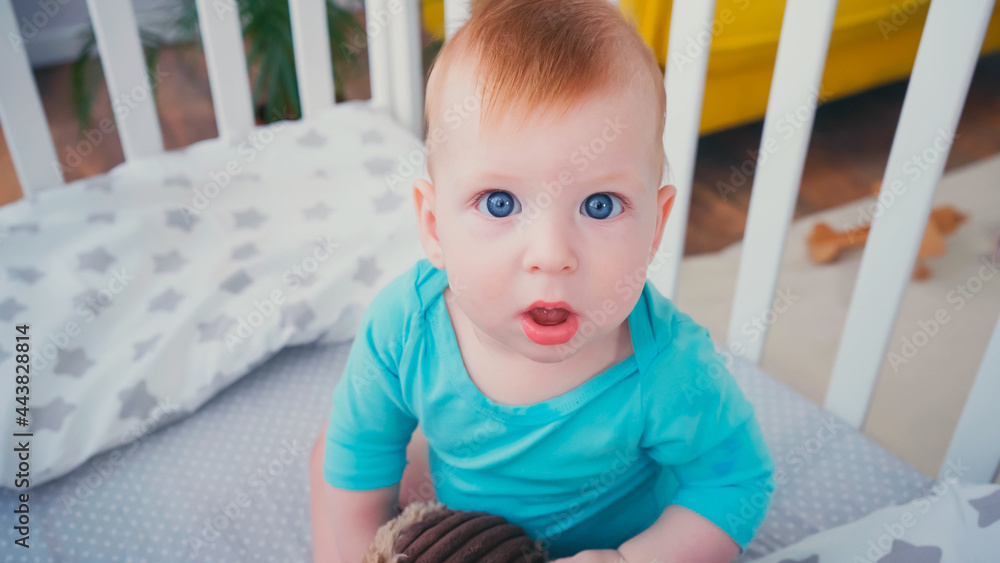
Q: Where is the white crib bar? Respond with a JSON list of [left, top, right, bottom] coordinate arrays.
[[726, 0, 838, 364], [388, 0, 424, 138], [444, 0, 472, 42], [650, 0, 717, 300], [942, 312, 1000, 483], [0, 0, 63, 194], [365, 0, 394, 114], [824, 0, 997, 429], [86, 0, 164, 160], [289, 0, 336, 119], [194, 0, 255, 139]]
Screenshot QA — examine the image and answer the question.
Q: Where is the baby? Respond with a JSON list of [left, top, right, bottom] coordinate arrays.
[[309, 0, 775, 561]]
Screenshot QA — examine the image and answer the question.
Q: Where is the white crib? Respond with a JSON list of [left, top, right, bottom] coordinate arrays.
[[0, 0, 998, 559]]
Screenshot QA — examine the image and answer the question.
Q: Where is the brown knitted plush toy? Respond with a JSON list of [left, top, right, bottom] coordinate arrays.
[[362, 500, 550, 563]]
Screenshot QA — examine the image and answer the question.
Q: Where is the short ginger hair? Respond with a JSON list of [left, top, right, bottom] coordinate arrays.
[[423, 0, 667, 180]]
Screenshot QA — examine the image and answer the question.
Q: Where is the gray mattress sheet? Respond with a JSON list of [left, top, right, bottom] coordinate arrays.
[[1, 340, 933, 562]]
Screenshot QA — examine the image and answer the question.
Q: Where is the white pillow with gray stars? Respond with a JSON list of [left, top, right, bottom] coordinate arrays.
[[0, 99, 428, 488], [751, 482, 1000, 563]]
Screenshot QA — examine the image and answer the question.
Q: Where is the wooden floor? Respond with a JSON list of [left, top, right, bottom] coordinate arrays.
[[1, 31, 997, 255]]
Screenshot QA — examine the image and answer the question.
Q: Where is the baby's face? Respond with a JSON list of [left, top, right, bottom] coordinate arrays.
[[415, 63, 674, 364]]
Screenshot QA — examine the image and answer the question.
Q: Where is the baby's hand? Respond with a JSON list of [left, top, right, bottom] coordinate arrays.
[[550, 549, 629, 563]]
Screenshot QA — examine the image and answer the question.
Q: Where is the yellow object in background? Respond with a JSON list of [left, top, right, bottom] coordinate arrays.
[[421, 0, 1000, 135]]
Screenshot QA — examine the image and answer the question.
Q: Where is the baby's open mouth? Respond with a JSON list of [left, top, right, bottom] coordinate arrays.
[[527, 307, 570, 326], [520, 301, 579, 345]]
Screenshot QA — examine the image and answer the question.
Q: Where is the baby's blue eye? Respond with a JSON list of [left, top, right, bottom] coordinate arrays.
[[581, 193, 623, 220], [477, 190, 521, 218]]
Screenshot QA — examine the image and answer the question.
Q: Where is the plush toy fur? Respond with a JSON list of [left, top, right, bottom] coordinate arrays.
[[362, 500, 549, 563]]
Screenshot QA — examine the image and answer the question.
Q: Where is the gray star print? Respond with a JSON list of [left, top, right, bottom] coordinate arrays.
[[0, 297, 26, 321], [281, 302, 316, 331], [220, 270, 253, 294], [118, 380, 159, 420], [778, 556, 818, 563], [297, 129, 327, 147], [164, 174, 191, 188], [148, 288, 184, 312], [353, 256, 382, 287], [314, 169, 327, 178], [231, 243, 258, 260], [132, 334, 161, 361], [30, 398, 75, 433], [0, 346, 9, 364], [234, 209, 267, 229], [54, 347, 95, 378], [374, 190, 404, 213], [87, 212, 115, 223], [970, 488, 1000, 527], [9, 223, 39, 234], [303, 202, 333, 221], [77, 246, 116, 273], [153, 250, 188, 273], [878, 540, 941, 563], [72, 289, 103, 317], [363, 157, 395, 176], [198, 315, 236, 342], [361, 129, 383, 144], [8, 267, 43, 284], [166, 208, 197, 232]]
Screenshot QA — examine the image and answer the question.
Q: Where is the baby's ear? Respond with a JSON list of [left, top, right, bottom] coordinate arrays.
[[413, 179, 445, 269], [650, 184, 677, 263]]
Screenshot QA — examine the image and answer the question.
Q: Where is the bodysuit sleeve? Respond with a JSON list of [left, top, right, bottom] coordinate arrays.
[[638, 318, 776, 552], [322, 280, 418, 491]]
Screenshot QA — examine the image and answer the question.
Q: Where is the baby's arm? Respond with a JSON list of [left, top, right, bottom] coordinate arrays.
[[616, 504, 740, 563], [620, 322, 775, 562], [321, 282, 420, 561], [324, 482, 400, 563]]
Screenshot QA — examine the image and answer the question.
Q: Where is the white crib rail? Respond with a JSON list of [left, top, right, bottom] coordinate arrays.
[[726, 0, 837, 364], [86, 0, 164, 160], [290, 0, 336, 119], [944, 314, 1000, 483], [193, 0, 254, 139], [823, 0, 996, 430], [444, 0, 472, 42], [650, 0, 718, 299], [387, 0, 424, 139], [0, 0, 63, 194]]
